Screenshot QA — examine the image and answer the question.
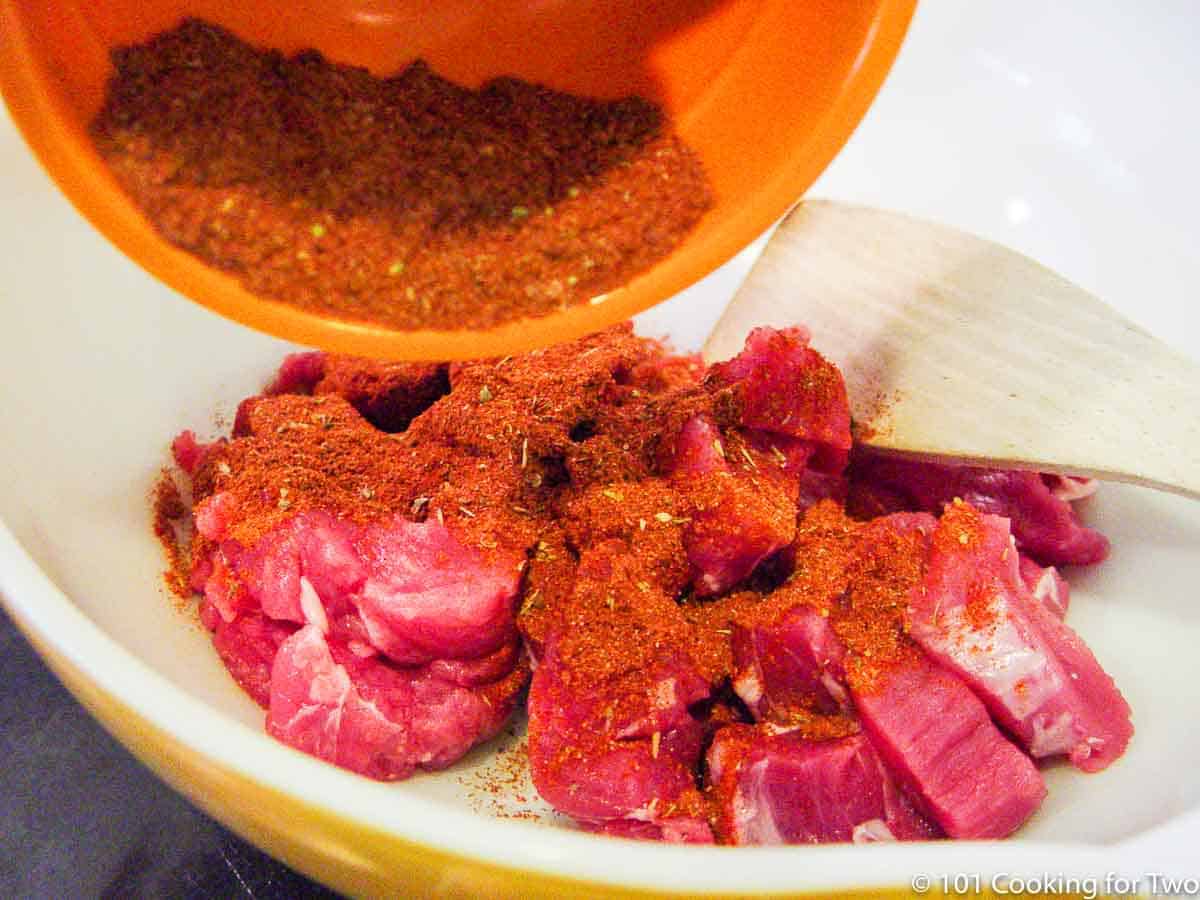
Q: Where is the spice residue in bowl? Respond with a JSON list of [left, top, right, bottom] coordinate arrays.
[[91, 19, 713, 331]]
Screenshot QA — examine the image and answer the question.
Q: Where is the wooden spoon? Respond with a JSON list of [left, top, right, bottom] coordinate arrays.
[[704, 200, 1200, 500]]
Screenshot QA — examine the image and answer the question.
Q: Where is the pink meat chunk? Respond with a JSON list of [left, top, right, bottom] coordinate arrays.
[[196, 543, 249, 624], [171, 429, 222, 476], [683, 476, 796, 597], [351, 518, 521, 665], [266, 625, 524, 780], [705, 326, 851, 473], [193, 491, 239, 542], [707, 725, 939, 844], [732, 603, 849, 720], [264, 351, 326, 396], [230, 397, 262, 438], [908, 507, 1131, 771], [527, 640, 712, 841], [192, 505, 519, 667], [211, 612, 298, 707], [848, 453, 1109, 566], [267, 625, 402, 777], [237, 352, 449, 435], [338, 637, 524, 772], [312, 356, 450, 433], [1019, 554, 1071, 619], [731, 511, 935, 721], [666, 414, 727, 478], [192, 507, 530, 781], [853, 658, 1046, 839], [427, 640, 521, 688], [663, 415, 799, 597], [233, 511, 366, 627], [743, 430, 816, 479]]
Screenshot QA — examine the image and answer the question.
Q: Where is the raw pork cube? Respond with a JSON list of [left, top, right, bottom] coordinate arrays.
[[908, 503, 1131, 771], [526, 640, 712, 842], [684, 473, 797, 597], [266, 625, 524, 780], [666, 414, 727, 478], [211, 612, 297, 708], [731, 508, 935, 721], [351, 517, 521, 665], [848, 453, 1108, 566], [263, 351, 326, 396], [666, 414, 798, 597], [198, 510, 521, 667], [231, 510, 365, 626], [240, 351, 448, 434], [313, 356, 449, 433], [853, 657, 1046, 839], [706, 725, 938, 844], [705, 326, 851, 473], [731, 603, 849, 720], [171, 430, 222, 476]]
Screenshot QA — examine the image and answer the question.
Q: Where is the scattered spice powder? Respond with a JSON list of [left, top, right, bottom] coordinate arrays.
[[457, 733, 547, 822], [93, 19, 713, 331], [151, 470, 191, 600]]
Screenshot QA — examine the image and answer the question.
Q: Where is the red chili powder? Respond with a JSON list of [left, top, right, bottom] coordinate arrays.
[[91, 19, 713, 331], [151, 470, 191, 600]]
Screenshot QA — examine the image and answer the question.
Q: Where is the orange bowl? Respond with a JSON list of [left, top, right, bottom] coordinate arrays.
[[0, 0, 913, 359]]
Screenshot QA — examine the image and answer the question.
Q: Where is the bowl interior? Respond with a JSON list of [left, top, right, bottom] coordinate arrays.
[[6, 218, 1200, 887], [0, 0, 913, 359]]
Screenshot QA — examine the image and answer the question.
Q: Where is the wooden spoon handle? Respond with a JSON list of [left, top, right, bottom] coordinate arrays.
[[705, 200, 1200, 500]]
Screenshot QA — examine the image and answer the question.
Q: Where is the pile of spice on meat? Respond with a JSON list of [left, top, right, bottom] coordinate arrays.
[[155, 324, 1131, 845], [91, 20, 712, 331]]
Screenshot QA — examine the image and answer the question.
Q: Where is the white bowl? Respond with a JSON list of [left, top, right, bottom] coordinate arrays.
[[3, 2, 1200, 895]]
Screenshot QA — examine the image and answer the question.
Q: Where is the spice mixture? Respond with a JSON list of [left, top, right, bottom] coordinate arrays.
[[156, 323, 1127, 845], [93, 19, 712, 330]]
